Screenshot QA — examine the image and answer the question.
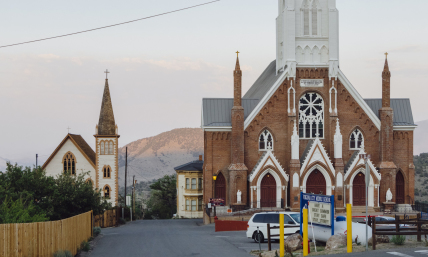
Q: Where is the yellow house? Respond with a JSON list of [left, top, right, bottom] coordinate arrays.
[[175, 156, 203, 218]]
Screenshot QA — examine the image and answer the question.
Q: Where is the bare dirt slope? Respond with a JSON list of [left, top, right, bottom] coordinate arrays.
[[118, 128, 203, 184]]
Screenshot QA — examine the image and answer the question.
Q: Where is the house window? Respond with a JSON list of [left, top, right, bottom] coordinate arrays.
[[350, 129, 364, 149], [259, 130, 273, 150], [186, 199, 190, 210], [186, 178, 190, 189], [198, 198, 202, 211], [63, 152, 76, 175], [103, 166, 111, 178], [299, 93, 324, 139], [104, 185, 110, 198], [191, 200, 197, 211], [191, 178, 197, 189], [198, 178, 202, 189]]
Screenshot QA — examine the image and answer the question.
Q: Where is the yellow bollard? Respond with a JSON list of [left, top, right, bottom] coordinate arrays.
[[347, 203, 353, 253], [280, 214, 284, 257], [303, 208, 308, 256]]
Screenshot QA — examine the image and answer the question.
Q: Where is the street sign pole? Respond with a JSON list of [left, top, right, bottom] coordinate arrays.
[[359, 153, 371, 252]]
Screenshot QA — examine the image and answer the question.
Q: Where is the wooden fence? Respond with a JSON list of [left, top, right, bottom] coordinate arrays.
[[0, 211, 92, 257], [94, 208, 118, 228], [371, 214, 428, 250]]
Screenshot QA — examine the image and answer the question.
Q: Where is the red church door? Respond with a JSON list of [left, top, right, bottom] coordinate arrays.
[[306, 170, 326, 195], [261, 173, 276, 207], [353, 172, 366, 206], [215, 173, 226, 201], [396, 171, 405, 204]]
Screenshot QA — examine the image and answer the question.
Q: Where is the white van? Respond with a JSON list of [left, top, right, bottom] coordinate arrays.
[[246, 212, 300, 243]]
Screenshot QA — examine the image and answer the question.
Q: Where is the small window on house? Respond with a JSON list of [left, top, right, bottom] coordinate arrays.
[[186, 199, 190, 210], [259, 130, 273, 150], [63, 152, 76, 175], [191, 200, 197, 211], [104, 185, 110, 198], [191, 178, 197, 189], [198, 198, 202, 211], [198, 178, 202, 189], [186, 178, 190, 189], [350, 129, 364, 150]]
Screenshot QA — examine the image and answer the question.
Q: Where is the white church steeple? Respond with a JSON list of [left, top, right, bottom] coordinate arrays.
[[276, 0, 339, 76]]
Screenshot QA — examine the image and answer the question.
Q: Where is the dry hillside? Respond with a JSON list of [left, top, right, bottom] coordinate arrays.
[[118, 128, 203, 184]]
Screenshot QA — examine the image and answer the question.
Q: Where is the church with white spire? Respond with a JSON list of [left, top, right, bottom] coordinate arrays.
[[43, 72, 120, 206], [201, 0, 416, 224]]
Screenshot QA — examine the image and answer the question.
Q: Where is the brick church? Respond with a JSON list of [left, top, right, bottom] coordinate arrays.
[[201, 0, 416, 223]]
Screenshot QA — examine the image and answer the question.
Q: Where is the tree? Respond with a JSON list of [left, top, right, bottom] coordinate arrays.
[[144, 175, 176, 219], [49, 171, 112, 220], [0, 197, 48, 224]]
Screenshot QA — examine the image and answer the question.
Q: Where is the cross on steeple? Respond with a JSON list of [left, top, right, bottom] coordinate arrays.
[[67, 127, 71, 133], [104, 69, 110, 79], [385, 52, 388, 58], [236, 51, 240, 57]]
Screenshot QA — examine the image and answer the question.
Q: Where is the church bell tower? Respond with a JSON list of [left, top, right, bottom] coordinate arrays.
[[95, 70, 120, 206]]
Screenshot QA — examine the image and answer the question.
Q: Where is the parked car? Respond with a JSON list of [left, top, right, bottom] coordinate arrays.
[[246, 212, 300, 243], [364, 216, 412, 228]]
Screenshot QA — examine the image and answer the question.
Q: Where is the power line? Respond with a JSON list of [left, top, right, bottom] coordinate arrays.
[[0, 0, 221, 48]]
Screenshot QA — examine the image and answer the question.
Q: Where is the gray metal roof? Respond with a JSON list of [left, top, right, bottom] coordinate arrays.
[[202, 98, 259, 127], [243, 60, 283, 100], [300, 140, 315, 166], [174, 160, 204, 171], [345, 151, 359, 174], [364, 99, 416, 126]]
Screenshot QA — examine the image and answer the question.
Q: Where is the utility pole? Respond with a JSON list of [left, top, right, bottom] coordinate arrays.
[[124, 147, 128, 206], [132, 175, 135, 217], [133, 179, 137, 211], [36, 154, 38, 168]]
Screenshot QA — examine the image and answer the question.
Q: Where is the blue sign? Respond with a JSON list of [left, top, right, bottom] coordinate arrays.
[[300, 192, 335, 236]]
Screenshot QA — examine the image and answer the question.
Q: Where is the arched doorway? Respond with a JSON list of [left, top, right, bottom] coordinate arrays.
[[396, 171, 405, 204], [261, 173, 276, 207], [306, 169, 326, 195], [353, 172, 366, 206], [215, 173, 226, 200]]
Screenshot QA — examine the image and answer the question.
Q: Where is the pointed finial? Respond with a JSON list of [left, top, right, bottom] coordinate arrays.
[[104, 69, 110, 79], [385, 52, 388, 59], [235, 51, 241, 70], [236, 51, 240, 57]]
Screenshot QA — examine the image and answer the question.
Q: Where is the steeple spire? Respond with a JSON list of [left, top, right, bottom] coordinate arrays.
[[382, 53, 391, 108], [97, 78, 116, 135], [233, 51, 242, 107]]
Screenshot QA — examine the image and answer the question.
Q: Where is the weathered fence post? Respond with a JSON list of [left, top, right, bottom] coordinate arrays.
[[396, 215, 399, 233], [418, 213, 422, 242], [267, 223, 271, 251]]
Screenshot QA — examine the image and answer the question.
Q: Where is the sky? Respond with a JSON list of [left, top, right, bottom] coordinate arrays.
[[1, 0, 427, 168]]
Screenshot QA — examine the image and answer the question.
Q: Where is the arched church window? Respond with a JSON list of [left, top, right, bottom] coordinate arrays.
[[109, 141, 114, 155], [103, 166, 111, 178], [302, 0, 320, 37], [63, 152, 76, 175], [259, 130, 273, 150], [312, 1, 318, 36], [299, 93, 324, 139], [350, 129, 364, 149], [104, 185, 110, 198], [100, 141, 105, 155]]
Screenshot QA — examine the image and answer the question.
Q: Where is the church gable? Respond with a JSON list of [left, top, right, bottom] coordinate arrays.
[[300, 137, 335, 176], [344, 144, 381, 183], [43, 135, 96, 180], [248, 151, 288, 183]]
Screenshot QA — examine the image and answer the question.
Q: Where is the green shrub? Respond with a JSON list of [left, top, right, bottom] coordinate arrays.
[[118, 217, 126, 224], [93, 226, 101, 236], [53, 250, 72, 257], [391, 235, 406, 245], [81, 240, 90, 251]]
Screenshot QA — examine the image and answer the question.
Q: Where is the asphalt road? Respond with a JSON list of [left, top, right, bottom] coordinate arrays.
[[90, 219, 254, 257], [90, 219, 428, 257]]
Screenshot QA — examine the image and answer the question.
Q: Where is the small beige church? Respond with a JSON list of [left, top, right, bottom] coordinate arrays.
[[42, 76, 120, 206]]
